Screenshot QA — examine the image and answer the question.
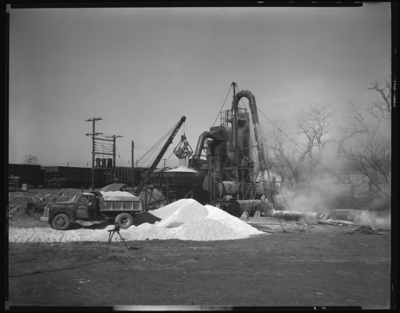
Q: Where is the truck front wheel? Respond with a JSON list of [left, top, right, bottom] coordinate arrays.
[[115, 213, 133, 229], [51, 213, 71, 230]]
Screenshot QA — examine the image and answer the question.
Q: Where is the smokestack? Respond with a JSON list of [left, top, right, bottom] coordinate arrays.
[[231, 90, 267, 170]]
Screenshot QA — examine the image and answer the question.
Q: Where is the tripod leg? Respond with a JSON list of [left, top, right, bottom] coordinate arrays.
[[116, 231, 130, 251], [106, 231, 115, 251]]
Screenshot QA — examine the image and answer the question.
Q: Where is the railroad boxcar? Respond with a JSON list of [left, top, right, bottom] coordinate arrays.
[[8, 164, 44, 188]]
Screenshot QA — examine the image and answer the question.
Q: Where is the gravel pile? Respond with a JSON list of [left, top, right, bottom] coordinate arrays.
[[9, 199, 265, 243]]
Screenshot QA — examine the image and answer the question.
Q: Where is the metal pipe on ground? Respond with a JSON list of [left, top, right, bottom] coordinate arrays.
[[236, 200, 270, 216], [268, 210, 320, 224]]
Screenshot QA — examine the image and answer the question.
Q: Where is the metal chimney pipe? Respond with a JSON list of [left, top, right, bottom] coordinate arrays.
[[231, 90, 267, 170]]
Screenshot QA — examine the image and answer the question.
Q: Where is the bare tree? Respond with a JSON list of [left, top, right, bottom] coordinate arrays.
[[267, 119, 299, 181], [366, 79, 392, 124], [332, 103, 367, 163], [343, 79, 391, 199], [294, 103, 336, 177], [265, 103, 337, 183], [23, 155, 39, 165]]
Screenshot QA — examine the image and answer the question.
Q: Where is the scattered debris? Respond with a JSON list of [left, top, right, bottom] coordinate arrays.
[[377, 231, 390, 235], [345, 226, 388, 235]]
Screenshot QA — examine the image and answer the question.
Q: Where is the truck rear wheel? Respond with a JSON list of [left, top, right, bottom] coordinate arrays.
[[115, 213, 133, 229], [51, 213, 71, 230]]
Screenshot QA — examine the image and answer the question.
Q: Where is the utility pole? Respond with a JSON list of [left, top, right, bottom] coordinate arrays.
[[106, 135, 123, 182], [86, 117, 103, 190], [132, 141, 135, 191], [163, 159, 167, 167]]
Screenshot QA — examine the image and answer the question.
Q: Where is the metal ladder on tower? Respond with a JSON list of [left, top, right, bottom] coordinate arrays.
[[257, 168, 270, 218], [240, 166, 261, 220], [239, 166, 272, 220], [209, 169, 216, 206]]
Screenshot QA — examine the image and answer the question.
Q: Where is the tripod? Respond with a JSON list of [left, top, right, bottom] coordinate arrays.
[[106, 222, 130, 252]]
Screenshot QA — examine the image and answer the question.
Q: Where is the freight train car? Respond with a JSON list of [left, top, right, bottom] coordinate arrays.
[[44, 166, 94, 188], [42, 166, 148, 189], [8, 164, 45, 188], [113, 166, 148, 186]]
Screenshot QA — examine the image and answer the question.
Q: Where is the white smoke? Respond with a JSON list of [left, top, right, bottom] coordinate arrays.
[[273, 172, 339, 213]]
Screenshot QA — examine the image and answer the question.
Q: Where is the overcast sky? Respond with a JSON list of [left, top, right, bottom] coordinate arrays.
[[7, 3, 391, 168]]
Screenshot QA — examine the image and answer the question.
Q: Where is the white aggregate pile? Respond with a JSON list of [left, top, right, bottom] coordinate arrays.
[[100, 191, 139, 201], [154, 199, 209, 227], [166, 166, 197, 172], [9, 199, 264, 243]]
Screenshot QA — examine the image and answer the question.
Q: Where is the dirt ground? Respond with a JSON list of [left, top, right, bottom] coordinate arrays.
[[6, 223, 392, 309], [6, 189, 393, 309]]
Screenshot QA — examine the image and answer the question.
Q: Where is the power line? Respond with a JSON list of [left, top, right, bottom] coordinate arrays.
[[97, 120, 164, 152], [10, 96, 90, 121], [97, 121, 116, 137]]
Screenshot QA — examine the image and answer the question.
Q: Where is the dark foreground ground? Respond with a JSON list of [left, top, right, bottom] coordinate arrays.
[[6, 225, 392, 310]]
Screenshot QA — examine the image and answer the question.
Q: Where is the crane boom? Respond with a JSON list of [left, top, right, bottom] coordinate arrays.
[[134, 116, 186, 196]]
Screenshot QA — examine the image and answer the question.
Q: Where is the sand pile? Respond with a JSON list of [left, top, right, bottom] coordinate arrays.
[[8, 199, 264, 243]]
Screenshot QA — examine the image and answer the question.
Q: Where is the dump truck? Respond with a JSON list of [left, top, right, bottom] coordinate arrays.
[[40, 191, 143, 230]]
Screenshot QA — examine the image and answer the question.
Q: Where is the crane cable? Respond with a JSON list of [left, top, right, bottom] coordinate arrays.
[[136, 125, 173, 165], [136, 122, 178, 168], [212, 84, 232, 127]]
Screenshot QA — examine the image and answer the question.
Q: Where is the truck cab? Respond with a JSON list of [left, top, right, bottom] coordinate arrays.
[[73, 193, 99, 219]]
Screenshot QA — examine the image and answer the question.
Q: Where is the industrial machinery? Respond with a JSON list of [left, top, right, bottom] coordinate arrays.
[[148, 83, 275, 217], [189, 82, 275, 216], [173, 135, 193, 163]]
